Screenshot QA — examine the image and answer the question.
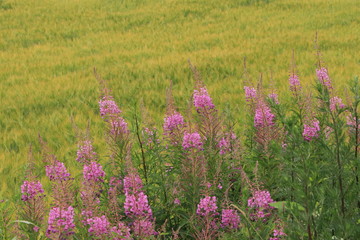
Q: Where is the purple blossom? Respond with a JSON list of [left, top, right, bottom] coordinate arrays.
[[330, 96, 345, 112], [196, 196, 218, 217], [110, 222, 132, 239], [83, 161, 105, 182], [316, 67, 332, 89], [99, 97, 121, 118], [45, 161, 71, 181], [46, 206, 75, 237], [218, 137, 230, 155], [302, 119, 320, 141], [268, 93, 279, 104], [289, 74, 301, 93], [76, 140, 97, 163], [123, 174, 143, 195], [132, 219, 157, 238], [244, 86, 257, 102], [174, 198, 181, 205], [87, 215, 110, 237], [193, 87, 215, 109], [124, 192, 153, 218], [248, 190, 274, 208], [110, 116, 129, 136], [163, 112, 185, 134], [221, 209, 240, 229], [182, 132, 203, 150], [21, 180, 44, 201], [254, 103, 275, 128], [270, 227, 287, 240]]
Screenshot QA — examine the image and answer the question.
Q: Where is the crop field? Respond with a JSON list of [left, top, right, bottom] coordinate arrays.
[[0, 0, 359, 239]]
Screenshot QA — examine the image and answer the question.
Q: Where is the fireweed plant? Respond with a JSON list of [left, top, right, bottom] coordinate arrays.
[[2, 56, 359, 239]]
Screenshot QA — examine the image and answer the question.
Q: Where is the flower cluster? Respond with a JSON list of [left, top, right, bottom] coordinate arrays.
[[244, 86, 257, 102], [110, 116, 129, 136], [182, 132, 203, 150], [254, 103, 276, 128], [218, 137, 230, 155], [46, 206, 75, 238], [21, 180, 44, 201], [111, 222, 132, 239], [193, 87, 215, 109], [248, 190, 274, 220], [270, 227, 287, 240], [123, 172, 156, 238], [196, 196, 218, 217], [316, 67, 332, 89], [124, 192, 153, 217], [76, 140, 97, 163], [330, 96, 345, 112], [163, 112, 185, 134], [83, 161, 105, 182], [45, 161, 71, 181], [303, 119, 320, 141], [87, 215, 110, 237], [248, 190, 274, 208], [99, 97, 121, 118], [268, 93, 279, 104], [221, 209, 240, 229], [289, 74, 301, 93]]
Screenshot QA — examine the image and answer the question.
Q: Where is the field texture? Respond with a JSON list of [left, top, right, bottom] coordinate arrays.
[[0, 0, 359, 199]]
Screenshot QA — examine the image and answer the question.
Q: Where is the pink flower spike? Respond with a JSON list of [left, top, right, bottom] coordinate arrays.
[[289, 74, 301, 93], [316, 67, 332, 89], [99, 98, 121, 118], [330, 96, 345, 112], [196, 196, 218, 217], [83, 161, 105, 182], [182, 132, 203, 150], [244, 86, 257, 102], [303, 119, 320, 141], [254, 103, 275, 128], [163, 112, 185, 134], [193, 87, 215, 109]]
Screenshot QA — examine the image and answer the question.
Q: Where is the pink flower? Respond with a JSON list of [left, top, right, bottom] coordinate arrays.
[[174, 198, 181, 205], [303, 119, 320, 141], [123, 174, 143, 195], [316, 67, 332, 89], [163, 112, 185, 134], [76, 140, 97, 163], [45, 161, 71, 181], [87, 215, 110, 236], [254, 103, 275, 128], [132, 219, 157, 238], [47, 206, 75, 237], [21, 180, 44, 201], [196, 196, 218, 217], [218, 137, 230, 155], [247, 190, 274, 208], [221, 209, 240, 229], [330, 96, 345, 112], [268, 93, 279, 104], [182, 132, 203, 150], [289, 74, 301, 93], [83, 161, 105, 182], [110, 116, 129, 136], [124, 192, 153, 218], [193, 87, 215, 109], [110, 222, 132, 239], [99, 98, 121, 118], [244, 86, 257, 102]]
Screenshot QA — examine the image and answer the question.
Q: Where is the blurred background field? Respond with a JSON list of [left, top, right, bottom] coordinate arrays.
[[0, 0, 359, 198]]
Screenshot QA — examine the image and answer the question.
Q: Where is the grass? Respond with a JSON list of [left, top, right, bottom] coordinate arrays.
[[0, 0, 359, 198]]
